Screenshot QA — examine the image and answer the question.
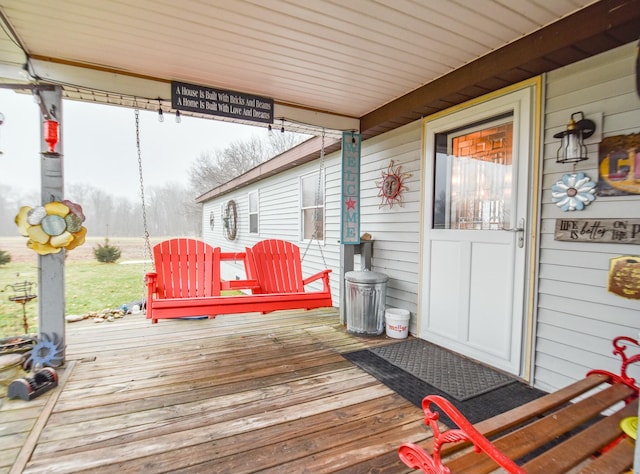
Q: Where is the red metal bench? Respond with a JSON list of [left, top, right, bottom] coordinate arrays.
[[398, 336, 640, 474], [145, 238, 332, 324]]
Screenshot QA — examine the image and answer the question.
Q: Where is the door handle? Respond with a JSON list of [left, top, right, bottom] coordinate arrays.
[[502, 218, 525, 248]]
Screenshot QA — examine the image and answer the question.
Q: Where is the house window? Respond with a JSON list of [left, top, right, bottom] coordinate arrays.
[[248, 190, 259, 234], [300, 171, 324, 240]]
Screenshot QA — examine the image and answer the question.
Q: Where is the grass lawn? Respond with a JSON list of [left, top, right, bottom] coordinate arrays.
[[0, 254, 149, 339]]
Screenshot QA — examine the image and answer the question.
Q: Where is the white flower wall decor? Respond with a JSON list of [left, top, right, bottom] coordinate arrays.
[[551, 172, 596, 211]]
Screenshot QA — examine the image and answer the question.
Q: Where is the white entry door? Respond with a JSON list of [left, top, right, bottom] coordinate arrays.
[[420, 87, 535, 376]]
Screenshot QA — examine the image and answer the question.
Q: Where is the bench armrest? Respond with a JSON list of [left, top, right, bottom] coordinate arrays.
[[221, 279, 261, 291], [145, 271, 157, 288], [587, 336, 640, 394], [398, 395, 524, 474], [303, 269, 332, 292]]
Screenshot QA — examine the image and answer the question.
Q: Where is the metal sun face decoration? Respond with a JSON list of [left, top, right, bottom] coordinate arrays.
[[551, 172, 596, 211], [376, 160, 411, 208]]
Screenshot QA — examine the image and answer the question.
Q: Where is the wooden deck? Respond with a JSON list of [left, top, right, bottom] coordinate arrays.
[[1, 308, 432, 473]]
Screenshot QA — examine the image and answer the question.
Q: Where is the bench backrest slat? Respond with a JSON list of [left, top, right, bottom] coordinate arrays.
[[247, 239, 305, 294], [448, 381, 636, 473], [153, 238, 220, 298]]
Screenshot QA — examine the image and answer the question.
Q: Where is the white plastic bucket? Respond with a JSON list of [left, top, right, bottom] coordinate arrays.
[[385, 308, 410, 339]]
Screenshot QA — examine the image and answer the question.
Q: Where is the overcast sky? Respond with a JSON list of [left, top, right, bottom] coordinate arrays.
[[0, 88, 262, 201]]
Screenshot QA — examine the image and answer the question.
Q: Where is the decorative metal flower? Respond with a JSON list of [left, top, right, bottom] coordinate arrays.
[[15, 200, 87, 254], [22, 332, 65, 369], [551, 172, 596, 211]]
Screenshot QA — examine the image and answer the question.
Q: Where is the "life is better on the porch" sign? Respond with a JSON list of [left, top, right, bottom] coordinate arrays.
[[554, 218, 640, 244]]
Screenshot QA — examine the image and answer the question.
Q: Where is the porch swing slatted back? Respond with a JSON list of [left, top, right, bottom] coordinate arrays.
[[247, 239, 305, 294], [153, 238, 220, 299], [145, 238, 332, 323]]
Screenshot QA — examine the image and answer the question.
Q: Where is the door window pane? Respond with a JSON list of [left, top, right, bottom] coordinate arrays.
[[433, 115, 513, 230]]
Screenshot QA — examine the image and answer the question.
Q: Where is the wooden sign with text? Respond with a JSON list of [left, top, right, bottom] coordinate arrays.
[[554, 218, 640, 244], [171, 81, 273, 124]]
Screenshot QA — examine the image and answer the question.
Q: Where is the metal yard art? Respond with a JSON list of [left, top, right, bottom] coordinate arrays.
[[5, 279, 37, 334]]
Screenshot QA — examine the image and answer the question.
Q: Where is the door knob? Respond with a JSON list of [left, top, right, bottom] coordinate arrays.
[[502, 218, 525, 248]]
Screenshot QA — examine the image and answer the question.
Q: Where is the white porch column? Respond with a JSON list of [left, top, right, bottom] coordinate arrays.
[[37, 85, 65, 363]]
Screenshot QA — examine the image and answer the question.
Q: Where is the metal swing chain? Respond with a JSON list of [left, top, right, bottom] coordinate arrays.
[[134, 107, 153, 278], [302, 129, 327, 267]]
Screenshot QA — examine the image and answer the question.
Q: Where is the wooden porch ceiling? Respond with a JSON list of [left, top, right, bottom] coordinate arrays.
[[362, 0, 640, 140], [1, 1, 639, 140], [1, 1, 640, 194], [1, 309, 431, 473]]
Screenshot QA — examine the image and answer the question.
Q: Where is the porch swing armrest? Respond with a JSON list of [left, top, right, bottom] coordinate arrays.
[[221, 279, 261, 291], [303, 269, 332, 291], [145, 271, 158, 288]]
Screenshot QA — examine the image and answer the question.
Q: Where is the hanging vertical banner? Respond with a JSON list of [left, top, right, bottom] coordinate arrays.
[[341, 132, 361, 244]]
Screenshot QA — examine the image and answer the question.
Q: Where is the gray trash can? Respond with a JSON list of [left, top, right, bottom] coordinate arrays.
[[345, 270, 388, 336]]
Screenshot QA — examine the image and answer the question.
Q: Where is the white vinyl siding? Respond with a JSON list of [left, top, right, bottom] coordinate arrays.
[[536, 42, 640, 393], [201, 122, 423, 323]]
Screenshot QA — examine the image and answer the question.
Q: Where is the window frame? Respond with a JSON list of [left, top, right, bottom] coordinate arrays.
[[248, 190, 259, 235], [299, 170, 325, 242]]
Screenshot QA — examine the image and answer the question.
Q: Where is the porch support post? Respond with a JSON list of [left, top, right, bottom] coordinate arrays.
[[339, 244, 354, 324], [37, 84, 66, 363]]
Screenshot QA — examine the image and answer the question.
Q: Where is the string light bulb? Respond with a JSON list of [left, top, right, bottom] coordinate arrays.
[[280, 118, 285, 134], [175, 109, 181, 123], [157, 99, 164, 122], [268, 124, 273, 136], [351, 131, 356, 144]]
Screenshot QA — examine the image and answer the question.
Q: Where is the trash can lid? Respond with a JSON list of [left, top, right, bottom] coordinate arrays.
[[345, 270, 388, 283]]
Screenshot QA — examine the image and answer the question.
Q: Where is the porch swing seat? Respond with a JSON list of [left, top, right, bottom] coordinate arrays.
[[145, 238, 332, 324]]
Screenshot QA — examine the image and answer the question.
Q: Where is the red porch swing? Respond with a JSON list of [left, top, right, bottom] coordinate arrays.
[[133, 109, 332, 323]]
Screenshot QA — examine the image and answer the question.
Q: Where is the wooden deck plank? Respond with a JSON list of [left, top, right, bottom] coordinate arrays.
[[25, 384, 397, 472], [50, 361, 355, 423], [90, 394, 422, 473], [0, 308, 424, 473], [35, 367, 378, 449], [9, 362, 76, 474]]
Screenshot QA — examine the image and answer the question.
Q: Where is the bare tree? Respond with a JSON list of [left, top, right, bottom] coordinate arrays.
[[189, 132, 309, 196], [266, 131, 309, 156]]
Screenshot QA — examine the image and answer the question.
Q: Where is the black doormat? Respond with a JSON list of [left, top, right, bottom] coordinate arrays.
[[369, 338, 516, 401], [344, 343, 547, 426]]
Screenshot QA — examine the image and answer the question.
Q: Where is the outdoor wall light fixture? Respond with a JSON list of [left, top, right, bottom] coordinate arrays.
[[554, 111, 596, 164]]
